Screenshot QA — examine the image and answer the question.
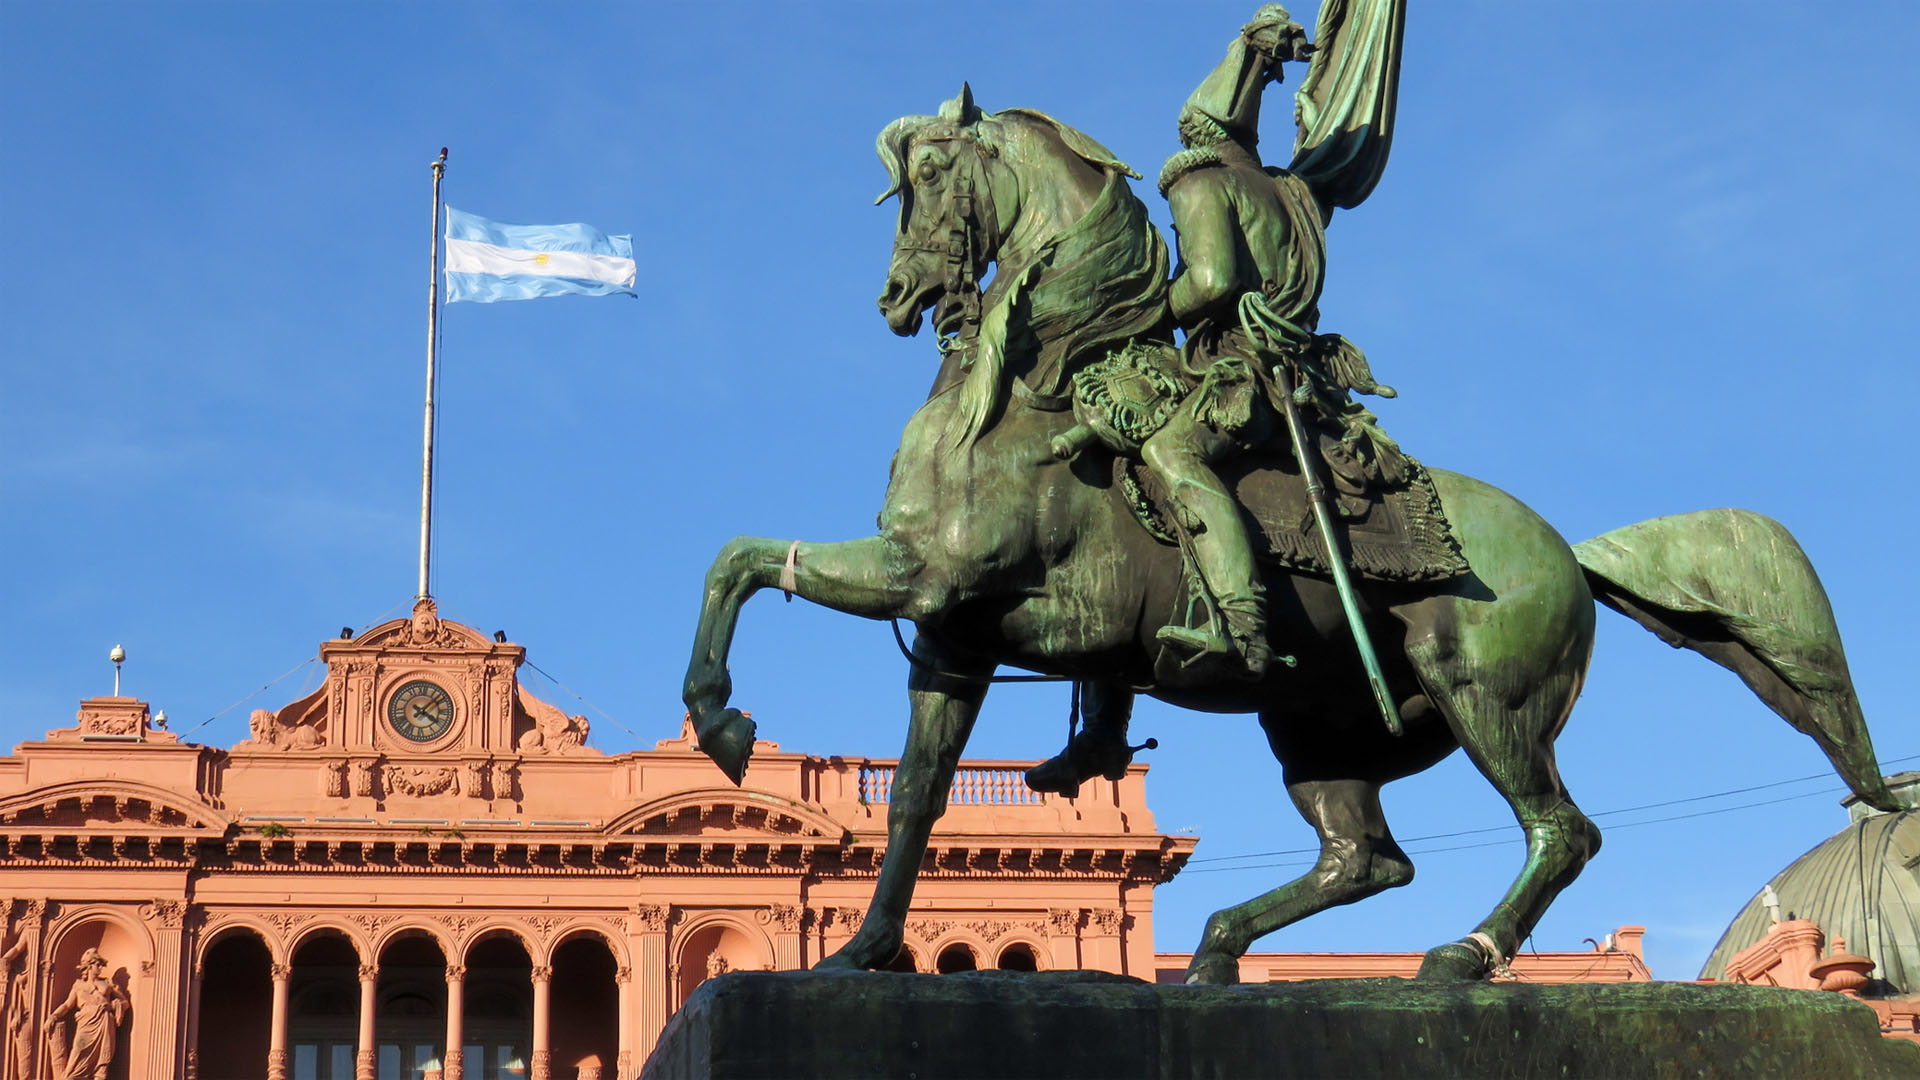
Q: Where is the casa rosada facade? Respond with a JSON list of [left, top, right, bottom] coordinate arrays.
[[0, 600, 1200, 1080]]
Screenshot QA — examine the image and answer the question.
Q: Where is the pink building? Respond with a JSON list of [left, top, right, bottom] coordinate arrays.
[[0, 600, 1193, 1080]]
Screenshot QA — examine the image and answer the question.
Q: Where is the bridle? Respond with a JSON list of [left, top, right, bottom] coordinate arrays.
[[891, 135, 1001, 339]]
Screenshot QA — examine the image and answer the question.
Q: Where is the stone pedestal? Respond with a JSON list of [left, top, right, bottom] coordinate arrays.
[[642, 971, 1920, 1080]]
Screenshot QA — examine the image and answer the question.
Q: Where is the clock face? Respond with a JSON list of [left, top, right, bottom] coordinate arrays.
[[388, 680, 455, 743]]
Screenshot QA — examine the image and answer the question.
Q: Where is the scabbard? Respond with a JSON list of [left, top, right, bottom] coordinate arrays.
[[1271, 363, 1403, 736]]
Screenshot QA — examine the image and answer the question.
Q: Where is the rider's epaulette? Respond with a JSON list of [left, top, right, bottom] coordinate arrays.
[[1158, 144, 1225, 197]]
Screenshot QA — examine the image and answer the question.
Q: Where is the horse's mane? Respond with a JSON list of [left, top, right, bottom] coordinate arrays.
[[878, 100, 1170, 454]]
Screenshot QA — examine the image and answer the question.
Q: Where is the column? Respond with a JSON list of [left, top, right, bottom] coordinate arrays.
[[1086, 908, 1125, 974], [183, 961, 204, 1080], [1045, 908, 1083, 970], [632, 904, 669, 1056], [767, 905, 801, 970], [615, 966, 633, 1080], [530, 964, 552, 1080], [443, 965, 466, 1080], [140, 900, 188, 1080], [356, 964, 379, 1080], [268, 961, 292, 1080]]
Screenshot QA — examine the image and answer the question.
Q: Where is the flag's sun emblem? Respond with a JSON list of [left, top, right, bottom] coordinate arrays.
[[533, 252, 551, 266]]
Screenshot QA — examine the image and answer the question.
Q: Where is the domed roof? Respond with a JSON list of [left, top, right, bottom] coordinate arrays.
[[1699, 772, 1920, 994]]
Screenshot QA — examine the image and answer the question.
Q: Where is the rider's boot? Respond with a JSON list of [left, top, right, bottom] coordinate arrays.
[[1147, 483, 1270, 680], [1024, 727, 1135, 796], [1142, 393, 1272, 681], [1026, 681, 1137, 796]]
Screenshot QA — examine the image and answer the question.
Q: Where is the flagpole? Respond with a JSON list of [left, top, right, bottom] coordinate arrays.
[[419, 147, 447, 600]]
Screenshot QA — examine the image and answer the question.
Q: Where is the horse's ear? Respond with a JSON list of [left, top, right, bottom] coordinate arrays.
[[939, 82, 982, 125]]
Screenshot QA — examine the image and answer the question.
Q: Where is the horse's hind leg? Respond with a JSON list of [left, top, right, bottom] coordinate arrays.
[[1185, 774, 1415, 985], [1410, 657, 1603, 981], [819, 632, 992, 970], [684, 534, 913, 781]]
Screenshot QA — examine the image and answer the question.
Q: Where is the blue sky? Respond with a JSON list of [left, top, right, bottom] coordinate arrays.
[[3, 2, 1915, 980]]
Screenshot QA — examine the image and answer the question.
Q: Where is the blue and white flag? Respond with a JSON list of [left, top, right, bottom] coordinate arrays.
[[443, 207, 636, 303]]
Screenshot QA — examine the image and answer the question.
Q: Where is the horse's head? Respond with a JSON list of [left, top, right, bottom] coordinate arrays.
[[874, 85, 1005, 339], [875, 86, 1144, 341]]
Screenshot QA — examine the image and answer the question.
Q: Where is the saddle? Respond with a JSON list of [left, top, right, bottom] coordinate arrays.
[[1116, 449, 1469, 585]]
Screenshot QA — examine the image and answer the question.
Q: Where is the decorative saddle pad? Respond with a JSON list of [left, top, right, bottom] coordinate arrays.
[[1117, 451, 1470, 585]]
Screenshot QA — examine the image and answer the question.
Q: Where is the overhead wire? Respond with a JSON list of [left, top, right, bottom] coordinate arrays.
[[178, 596, 417, 738], [1177, 751, 1918, 875]]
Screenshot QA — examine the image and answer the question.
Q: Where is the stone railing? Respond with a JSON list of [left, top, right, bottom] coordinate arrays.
[[858, 763, 1046, 806]]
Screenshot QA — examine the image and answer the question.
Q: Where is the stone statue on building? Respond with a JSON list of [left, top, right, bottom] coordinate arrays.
[[44, 949, 127, 1080], [1, 924, 30, 1080]]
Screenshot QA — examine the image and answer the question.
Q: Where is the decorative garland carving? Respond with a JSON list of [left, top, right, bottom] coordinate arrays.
[[383, 765, 455, 798]]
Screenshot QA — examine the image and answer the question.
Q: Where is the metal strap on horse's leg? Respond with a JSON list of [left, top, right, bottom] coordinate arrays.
[[780, 540, 800, 602], [1272, 363, 1403, 737]]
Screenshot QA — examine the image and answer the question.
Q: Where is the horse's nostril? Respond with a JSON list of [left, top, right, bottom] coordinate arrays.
[[881, 277, 907, 306]]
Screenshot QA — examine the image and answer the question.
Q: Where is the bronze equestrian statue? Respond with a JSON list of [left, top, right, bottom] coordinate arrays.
[[679, 1, 1902, 984]]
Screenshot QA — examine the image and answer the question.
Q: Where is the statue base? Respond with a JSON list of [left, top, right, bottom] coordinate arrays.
[[642, 970, 1919, 1079]]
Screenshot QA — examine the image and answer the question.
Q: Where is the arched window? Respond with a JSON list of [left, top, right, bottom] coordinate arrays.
[[935, 943, 978, 973], [996, 943, 1040, 971]]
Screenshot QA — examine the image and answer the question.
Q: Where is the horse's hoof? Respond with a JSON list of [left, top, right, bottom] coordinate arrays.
[[1415, 940, 1492, 982], [813, 951, 859, 971], [695, 708, 755, 786], [1184, 952, 1240, 986]]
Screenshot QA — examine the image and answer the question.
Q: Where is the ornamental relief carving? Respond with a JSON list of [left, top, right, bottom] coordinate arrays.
[[75, 705, 143, 735], [905, 919, 954, 944], [632, 905, 668, 934], [459, 761, 486, 799], [756, 905, 802, 933], [349, 759, 378, 798], [1046, 908, 1082, 936], [321, 760, 348, 798], [963, 920, 1009, 943], [1090, 908, 1124, 936], [139, 900, 187, 929], [384, 765, 455, 798]]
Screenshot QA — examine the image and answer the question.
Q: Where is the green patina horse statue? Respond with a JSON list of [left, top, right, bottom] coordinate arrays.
[[680, 90, 1901, 983]]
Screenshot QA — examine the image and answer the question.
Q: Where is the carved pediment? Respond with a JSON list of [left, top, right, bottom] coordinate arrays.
[[0, 780, 226, 833], [605, 789, 847, 842], [351, 598, 493, 652]]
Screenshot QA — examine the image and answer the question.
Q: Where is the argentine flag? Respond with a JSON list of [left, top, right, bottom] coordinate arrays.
[[443, 207, 636, 303]]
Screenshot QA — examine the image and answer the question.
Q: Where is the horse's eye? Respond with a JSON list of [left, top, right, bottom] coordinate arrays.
[[917, 160, 939, 183]]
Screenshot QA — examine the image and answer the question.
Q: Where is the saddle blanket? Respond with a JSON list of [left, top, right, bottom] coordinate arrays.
[[1118, 453, 1469, 584]]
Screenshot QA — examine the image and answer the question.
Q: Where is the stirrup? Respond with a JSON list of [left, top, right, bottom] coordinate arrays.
[[1156, 624, 1233, 657]]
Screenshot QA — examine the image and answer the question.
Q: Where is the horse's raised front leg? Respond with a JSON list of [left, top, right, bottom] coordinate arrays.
[[818, 633, 992, 970], [683, 534, 915, 783]]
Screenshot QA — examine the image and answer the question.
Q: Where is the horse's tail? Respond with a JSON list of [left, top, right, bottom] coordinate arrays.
[[1573, 509, 1903, 813]]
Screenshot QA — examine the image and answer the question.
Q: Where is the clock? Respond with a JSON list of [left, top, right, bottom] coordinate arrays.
[[388, 680, 455, 743]]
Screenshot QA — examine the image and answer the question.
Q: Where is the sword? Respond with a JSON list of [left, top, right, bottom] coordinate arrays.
[[1270, 361, 1403, 736]]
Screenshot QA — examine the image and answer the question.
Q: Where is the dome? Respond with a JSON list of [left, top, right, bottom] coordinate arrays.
[[1699, 772, 1920, 994]]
